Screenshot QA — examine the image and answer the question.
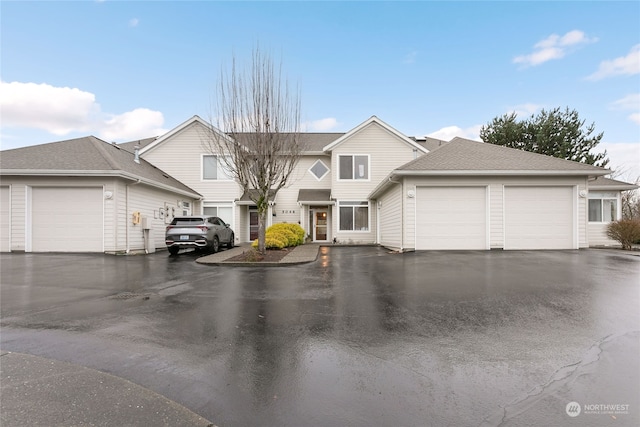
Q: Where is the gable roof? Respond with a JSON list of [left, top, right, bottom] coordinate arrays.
[[396, 137, 610, 175], [0, 136, 201, 198], [589, 176, 639, 191], [138, 115, 224, 155], [369, 138, 611, 199], [322, 116, 428, 153]]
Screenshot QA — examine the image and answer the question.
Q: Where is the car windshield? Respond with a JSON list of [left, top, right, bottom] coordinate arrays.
[[173, 218, 205, 226]]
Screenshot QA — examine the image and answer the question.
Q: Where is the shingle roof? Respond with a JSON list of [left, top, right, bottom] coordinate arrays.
[[397, 137, 609, 174], [232, 133, 344, 152], [589, 176, 639, 190], [297, 189, 332, 203], [410, 137, 449, 152], [0, 136, 200, 196], [118, 137, 158, 153]]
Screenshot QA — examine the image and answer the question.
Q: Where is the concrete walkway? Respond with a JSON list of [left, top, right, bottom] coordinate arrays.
[[196, 243, 321, 265], [0, 351, 215, 427]]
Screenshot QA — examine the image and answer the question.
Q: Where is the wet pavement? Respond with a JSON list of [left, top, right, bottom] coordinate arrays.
[[1, 247, 639, 426]]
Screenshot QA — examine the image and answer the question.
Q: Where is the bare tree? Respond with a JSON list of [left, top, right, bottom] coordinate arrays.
[[203, 48, 304, 253]]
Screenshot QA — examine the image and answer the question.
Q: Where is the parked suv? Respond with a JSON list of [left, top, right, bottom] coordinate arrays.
[[165, 216, 234, 255]]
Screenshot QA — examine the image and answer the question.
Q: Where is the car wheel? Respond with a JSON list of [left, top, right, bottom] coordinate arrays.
[[168, 246, 179, 255], [227, 233, 235, 249], [211, 236, 220, 253]]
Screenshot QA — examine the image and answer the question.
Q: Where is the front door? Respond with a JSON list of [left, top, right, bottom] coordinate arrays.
[[313, 210, 328, 241], [249, 209, 259, 241]]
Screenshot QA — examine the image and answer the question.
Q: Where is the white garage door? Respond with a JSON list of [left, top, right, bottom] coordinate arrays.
[[1, 186, 10, 252], [504, 186, 574, 250], [416, 186, 487, 250], [32, 187, 103, 252]]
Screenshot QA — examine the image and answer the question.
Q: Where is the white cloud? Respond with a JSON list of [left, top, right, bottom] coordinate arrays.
[[102, 109, 166, 141], [426, 125, 482, 141], [598, 141, 640, 181], [403, 50, 418, 64], [129, 18, 139, 27], [609, 93, 640, 124], [507, 103, 544, 118], [0, 80, 167, 141], [586, 44, 640, 81], [513, 30, 597, 67], [303, 117, 339, 131]]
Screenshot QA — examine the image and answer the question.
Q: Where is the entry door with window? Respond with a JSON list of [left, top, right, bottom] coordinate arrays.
[[249, 209, 259, 241], [314, 210, 328, 241]]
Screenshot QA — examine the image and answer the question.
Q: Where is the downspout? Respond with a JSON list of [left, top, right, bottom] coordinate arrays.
[[125, 179, 141, 254]]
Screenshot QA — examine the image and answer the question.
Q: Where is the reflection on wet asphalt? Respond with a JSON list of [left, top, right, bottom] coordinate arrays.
[[1, 247, 639, 426]]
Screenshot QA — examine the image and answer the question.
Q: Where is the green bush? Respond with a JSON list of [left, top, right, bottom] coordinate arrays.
[[606, 219, 640, 250], [250, 223, 306, 249]]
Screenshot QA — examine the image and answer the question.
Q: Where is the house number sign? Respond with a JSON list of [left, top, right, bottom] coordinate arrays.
[[281, 210, 296, 214]]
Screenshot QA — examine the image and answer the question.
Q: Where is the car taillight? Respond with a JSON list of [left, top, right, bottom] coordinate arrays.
[[197, 226, 207, 231], [166, 225, 174, 231]]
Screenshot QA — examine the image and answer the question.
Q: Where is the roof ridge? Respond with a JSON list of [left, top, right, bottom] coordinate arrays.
[[89, 136, 122, 171]]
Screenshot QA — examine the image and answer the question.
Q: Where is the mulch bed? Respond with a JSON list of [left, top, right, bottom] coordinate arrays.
[[226, 248, 291, 262]]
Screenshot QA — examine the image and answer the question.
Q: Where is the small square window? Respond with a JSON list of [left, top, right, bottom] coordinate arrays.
[[309, 160, 329, 180]]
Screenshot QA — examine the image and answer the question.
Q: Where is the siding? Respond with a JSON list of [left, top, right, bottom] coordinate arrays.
[[588, 223, 618, 246], [142, 121, 242, 206], [378, 183, 403, 250], [0, 176, 196, 253], [330, 122, 420, 243], [403, 175, 588, 250]]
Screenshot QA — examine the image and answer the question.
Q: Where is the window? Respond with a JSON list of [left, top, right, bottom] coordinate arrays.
[[203, 203, 233, 225], [588, 192, 617, 222], [338, 155, 369, 180], [309, 160, 330, 180], [203, 155, 233, 180], [339, 201, 369, 231]]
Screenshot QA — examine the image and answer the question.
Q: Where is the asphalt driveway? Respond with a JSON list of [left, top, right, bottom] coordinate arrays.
[[1, 247, 639, 426]]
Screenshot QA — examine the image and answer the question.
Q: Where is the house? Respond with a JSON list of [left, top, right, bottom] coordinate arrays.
[[1, 115, 636, 253], [0, 136, 201, 253]]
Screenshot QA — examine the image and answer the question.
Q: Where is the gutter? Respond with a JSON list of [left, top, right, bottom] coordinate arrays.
[[0, 169, 201, 199]]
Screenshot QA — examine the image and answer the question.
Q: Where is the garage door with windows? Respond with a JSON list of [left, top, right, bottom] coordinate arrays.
[[504, 186, 575, 250], [31, 187, 103, 252], [415, 186, 487, 250]]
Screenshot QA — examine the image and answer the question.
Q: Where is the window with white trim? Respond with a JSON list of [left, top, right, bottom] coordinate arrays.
[[203, 202, 233, 225], [588, 191, 617, 222], [309, 160, 329, 180], [338, 155, 369, 180], [339, 201, 369, 231], [203, 155, 233, 180]]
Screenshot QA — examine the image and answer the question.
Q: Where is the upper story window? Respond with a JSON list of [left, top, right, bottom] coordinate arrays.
[[309, 160, 330, 181], [588, 191, 618, 222], [338, 155, 369, 180], [202, 155, 233, 180]]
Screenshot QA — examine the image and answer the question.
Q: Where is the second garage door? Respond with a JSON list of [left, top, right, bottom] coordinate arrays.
[[31, 187, 103, 252], [504, 186, 575, 250], [416, 186, 487, 250]]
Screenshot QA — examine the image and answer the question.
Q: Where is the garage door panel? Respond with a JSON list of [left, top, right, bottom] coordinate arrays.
[[416, 187, 487, 250], [32, 187, 103, 252], [504, 186, 573, 250]]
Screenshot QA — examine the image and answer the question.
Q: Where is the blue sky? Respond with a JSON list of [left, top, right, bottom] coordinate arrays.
[[2, 1, 639, 179]]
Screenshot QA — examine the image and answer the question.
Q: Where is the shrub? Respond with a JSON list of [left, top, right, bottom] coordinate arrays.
[[606, 219, 640, 250], [251, 223, 307, 250]]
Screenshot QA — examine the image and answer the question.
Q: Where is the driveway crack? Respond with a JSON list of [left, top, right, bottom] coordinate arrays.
[[478, 330, 639, 427]]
